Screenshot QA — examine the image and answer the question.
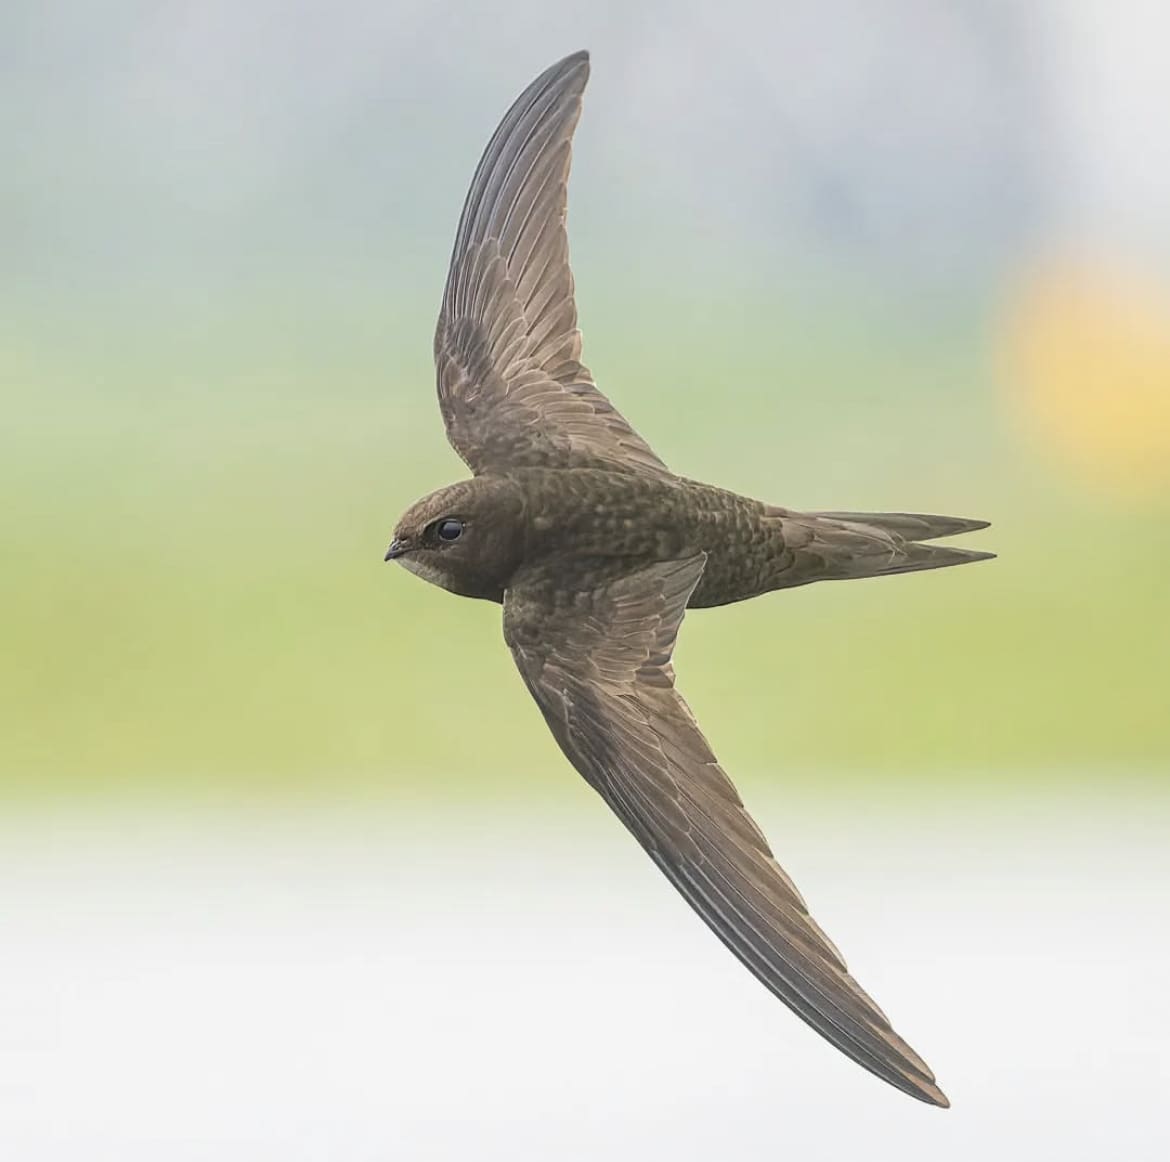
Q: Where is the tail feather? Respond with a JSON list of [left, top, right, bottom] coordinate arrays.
[[864, 538, 996, 577], [771, 509, 994, 587], [808, 511, 990, 542]]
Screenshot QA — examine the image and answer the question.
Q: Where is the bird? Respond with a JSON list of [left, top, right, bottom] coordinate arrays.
[[383, 49, 992, 1108]]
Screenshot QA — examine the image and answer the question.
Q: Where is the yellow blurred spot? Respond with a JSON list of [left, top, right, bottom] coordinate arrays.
[[999, 260, 1170, 500]]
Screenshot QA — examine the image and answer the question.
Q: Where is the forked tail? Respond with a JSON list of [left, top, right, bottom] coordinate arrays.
[[771, 508, 994, 587]]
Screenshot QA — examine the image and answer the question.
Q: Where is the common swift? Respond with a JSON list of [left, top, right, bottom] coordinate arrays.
[[385, 50, 991, 1107]]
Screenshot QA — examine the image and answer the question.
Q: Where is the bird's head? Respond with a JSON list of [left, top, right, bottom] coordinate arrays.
[[384, 476, 526, 602]]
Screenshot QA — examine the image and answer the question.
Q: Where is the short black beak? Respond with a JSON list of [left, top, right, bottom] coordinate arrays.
[[384, 538, 408, 562]]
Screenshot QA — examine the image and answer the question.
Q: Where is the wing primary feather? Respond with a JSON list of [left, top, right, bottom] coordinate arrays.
[[503, 556, 949, 1107], [453, 54, 587, 262], [434, 53, 670, 477]]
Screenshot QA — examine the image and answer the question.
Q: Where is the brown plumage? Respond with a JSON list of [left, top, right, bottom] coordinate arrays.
[[384, 50, 993, 1108]]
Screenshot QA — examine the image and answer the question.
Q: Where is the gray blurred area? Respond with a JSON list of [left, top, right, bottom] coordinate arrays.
[[2, 793, 1167, 1160], [5, 0, 1168, 294]]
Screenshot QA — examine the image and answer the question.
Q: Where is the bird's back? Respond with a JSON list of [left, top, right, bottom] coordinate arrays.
[[506, 467, 774, 602], [507, 467, 991, 608]]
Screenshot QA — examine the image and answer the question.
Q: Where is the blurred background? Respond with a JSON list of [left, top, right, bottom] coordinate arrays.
[[2, 1, 1167, 1157]]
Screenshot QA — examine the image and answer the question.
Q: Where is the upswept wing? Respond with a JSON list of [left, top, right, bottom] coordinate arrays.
[[503, 554, 948, 1106], [435, 51, 668, 478]]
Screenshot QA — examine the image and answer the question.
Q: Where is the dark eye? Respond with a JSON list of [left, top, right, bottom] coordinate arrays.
[[435, 518, 464, 542]]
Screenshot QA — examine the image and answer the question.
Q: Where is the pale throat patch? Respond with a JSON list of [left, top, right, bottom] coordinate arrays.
[[397, 555, 458, 593]]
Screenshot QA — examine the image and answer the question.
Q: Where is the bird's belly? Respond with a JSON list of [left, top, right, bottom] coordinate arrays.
[[686, 545, 779, 608], [686, 508, 782, 609], [519, 470, 778, 607]]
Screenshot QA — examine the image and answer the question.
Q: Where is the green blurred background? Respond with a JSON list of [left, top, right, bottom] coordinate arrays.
[[5, 2, 1169, 797], [7, 275, 1169, 799]]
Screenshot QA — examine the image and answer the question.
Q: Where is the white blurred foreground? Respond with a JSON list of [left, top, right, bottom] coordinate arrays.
[[1, 789, 1166, 1160]]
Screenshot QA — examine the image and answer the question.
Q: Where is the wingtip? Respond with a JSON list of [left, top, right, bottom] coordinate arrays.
[[550, 49, 590, 77], [890, 1063, 950, 1107], [526, 50, 588, 100]]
